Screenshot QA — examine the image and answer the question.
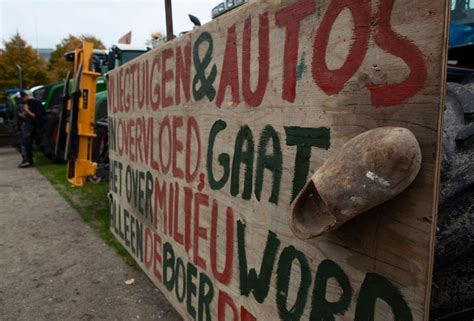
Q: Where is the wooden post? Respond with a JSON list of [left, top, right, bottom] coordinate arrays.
[[165, 0, 174, 41], [15, 64, 23, 90]]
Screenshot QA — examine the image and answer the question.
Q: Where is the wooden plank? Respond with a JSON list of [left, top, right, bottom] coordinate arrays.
[[107, 0, 449, 320]]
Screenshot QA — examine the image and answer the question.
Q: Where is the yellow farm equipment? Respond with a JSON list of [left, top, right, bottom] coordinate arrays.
[[57, 41, 100, 186]]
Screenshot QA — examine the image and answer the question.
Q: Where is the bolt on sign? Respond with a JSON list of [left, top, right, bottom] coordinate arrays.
[[107, 0, 449, 320]]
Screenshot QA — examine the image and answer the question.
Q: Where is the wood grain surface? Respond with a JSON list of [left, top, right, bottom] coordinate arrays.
[[107, 1, 449, 320]]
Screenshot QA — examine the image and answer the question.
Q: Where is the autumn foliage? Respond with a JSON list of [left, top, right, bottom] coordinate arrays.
[[0, 33, 105, 99], [0, 33, 50, 94], [48, 34, 106, 82]]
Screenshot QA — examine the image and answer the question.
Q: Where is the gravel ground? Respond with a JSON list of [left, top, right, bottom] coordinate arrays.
[[0, 147, 182, 321]]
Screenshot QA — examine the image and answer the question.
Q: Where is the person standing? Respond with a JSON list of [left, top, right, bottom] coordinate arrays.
[[18, 91, 45, 168]]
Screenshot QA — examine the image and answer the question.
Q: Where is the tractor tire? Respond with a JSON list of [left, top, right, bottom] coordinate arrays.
[[92, 125, 108, 163], [430, 82, 474, 321], [431, 255, 474, 321], [91, 99, 108, 163], [461, 74, 474, 86], [40, 110, 63, 162], [96, 99, 108, 121]]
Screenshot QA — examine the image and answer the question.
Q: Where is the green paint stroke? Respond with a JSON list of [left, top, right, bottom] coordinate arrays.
[[276, 246, 312, 321], [192, 32, 217, 102], [297, 53, 307, 81], [231, 125, 254, 200], [237, 220, 281, 303], [355, 273, 413, 321], [163, 242, 176, 291], [310, 259, 352, 321], [255, 125, 282, 205], [186, 262, 198, 319], [175, 258, 187, 303], [285, 126, 330, 203], [207, 120, 230, 190], [198, 272, 214, 321]]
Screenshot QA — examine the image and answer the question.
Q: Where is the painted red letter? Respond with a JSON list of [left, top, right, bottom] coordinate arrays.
[[366, 0, 427, 106], [242, 13, 269, 107], [210, 202, 234, 285], [312, 0, 370, 96], [275, 0, 317, 103], [216, 25, 240, 108]]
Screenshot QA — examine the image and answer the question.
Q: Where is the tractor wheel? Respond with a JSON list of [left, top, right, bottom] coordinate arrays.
[[88, 175, 104, 184], [431, 255, 474, 321], [40, 111, 63, 162], [92, 126, 108, 163], [461, 73, 474, 85], [430, 82, 474, 320], [96, 99, 108, 120]]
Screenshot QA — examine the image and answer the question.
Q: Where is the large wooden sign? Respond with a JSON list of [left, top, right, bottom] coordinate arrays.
[[107, 0, 449, 320]]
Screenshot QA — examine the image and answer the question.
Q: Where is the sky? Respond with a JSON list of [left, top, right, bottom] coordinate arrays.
[[0, 0, 217, 49]]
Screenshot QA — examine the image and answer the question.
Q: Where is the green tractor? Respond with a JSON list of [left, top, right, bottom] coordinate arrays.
[[0, 89, 24, 147], [37, 45, 148, 162], [91, 44, 150, 169], [93, 44, 151, 124], [37, 50, 108, 160]]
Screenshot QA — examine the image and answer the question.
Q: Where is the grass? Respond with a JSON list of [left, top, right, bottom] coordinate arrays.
[[34, 152, 139, 270]]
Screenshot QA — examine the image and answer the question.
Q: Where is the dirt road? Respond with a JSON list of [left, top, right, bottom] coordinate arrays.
[[0, 148, 182, 321]]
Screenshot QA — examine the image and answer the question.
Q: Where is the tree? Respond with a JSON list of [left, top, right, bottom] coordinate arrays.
[[0, 33, 50, 94], [48, 34, 106, 82]]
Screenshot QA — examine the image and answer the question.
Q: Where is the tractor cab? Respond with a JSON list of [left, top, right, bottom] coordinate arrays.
[[65, 49, 108, 75], [452, 0, 474, 26], [448, 0, 474, 81], [107, 44, 150, 71], [211, 0, 247, 19], [94, 44, 149, 129]]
